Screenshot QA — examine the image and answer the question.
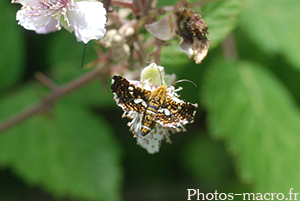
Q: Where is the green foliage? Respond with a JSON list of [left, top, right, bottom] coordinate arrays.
[[0, 83, 122, 201], [0, 1, 25, 91], [202, 0, 245, 47], [239, 0, 300, 70], [2, 0, 300, 200], [47, 32, 113, 107], [0, 21, 122, 200], [180, 133, 233, 190], [202, 60, 300, 193]]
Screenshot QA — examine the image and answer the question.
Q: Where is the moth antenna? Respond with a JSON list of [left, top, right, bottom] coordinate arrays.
[[159, 69, 163, 86], [154, 64, 163, 85], [174, 79, 197, 87], [79, 43, 87, 69]]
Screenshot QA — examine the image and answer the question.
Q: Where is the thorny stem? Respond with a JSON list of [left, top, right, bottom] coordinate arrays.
[[35, 72, 58, 90], [0, 63, 107, 134]]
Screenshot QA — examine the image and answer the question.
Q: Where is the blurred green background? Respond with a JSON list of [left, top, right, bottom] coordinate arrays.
[[1, 0, 300, 200]]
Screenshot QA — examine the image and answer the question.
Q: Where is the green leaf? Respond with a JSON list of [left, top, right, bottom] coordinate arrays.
[[239, 0, 300, 70], [180, 133, 233, 190], [0, 1, 25, 90], [0, 84, 123, 201], [202, 60, 300, 193], [156, 0, 176, 7], [202, 0, 245, 48]]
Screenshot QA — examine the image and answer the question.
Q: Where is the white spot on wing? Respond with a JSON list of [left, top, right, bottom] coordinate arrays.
[[142, 101, 147, 107], [134, 98, 143, 104], [147, 109, 156, 115], [128, 86, 133, 91], [164, 109, 171, 116]]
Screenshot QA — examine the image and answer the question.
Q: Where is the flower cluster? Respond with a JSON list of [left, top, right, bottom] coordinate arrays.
[[12, 0, 107, 43]]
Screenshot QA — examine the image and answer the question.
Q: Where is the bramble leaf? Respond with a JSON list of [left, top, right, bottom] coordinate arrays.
[[239, 0, 300, 70], [0, 84, 122, 201], [202, 0, 245, 48], [202, 60, 300, 193]]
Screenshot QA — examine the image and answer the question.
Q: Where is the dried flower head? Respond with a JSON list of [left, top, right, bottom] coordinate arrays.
[[145, 0, 211, 64]]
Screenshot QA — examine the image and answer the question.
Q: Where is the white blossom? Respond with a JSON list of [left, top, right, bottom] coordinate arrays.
[[122, 64, 179, 154], [124, 78, 176, 154], [12, 0, 107, 43]]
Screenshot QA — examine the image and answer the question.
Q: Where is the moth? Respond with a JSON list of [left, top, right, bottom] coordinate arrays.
[[111, 75, 197, 136]]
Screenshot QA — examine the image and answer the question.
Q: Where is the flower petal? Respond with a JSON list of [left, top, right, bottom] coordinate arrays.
[[179, 37, 211, 64], [140, 63, 166, 86], [192, 38, 211, 64], [35, 17, 58, 34], [15, 0, 59, 34], [68, 1, 107, 44], [145, 14, 177, 41], [136, 124, 171, 154], [178, 38, 194, 57], [16, 9, 54, 32]]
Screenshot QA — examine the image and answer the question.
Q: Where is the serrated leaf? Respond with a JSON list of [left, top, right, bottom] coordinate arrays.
[[202, 60, 300, 193], [0, 84, 122, 201], [0, 1, 25, 90], [202, 0, 244, 48], [239, 0, 300, 70]]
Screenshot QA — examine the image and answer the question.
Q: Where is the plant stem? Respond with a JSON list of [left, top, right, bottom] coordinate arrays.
[[0, 64, 106, 134]]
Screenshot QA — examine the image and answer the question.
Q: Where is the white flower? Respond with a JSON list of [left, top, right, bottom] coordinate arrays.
[[124, 80, 175, 154], [136, 124, 172, 154], [122, 63, 181, 154], [12, 0, 107, 43]]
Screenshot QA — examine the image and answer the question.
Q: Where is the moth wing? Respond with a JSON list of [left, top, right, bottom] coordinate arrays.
[[155, 97, 197, 129], [111, 75, 151, 113]]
